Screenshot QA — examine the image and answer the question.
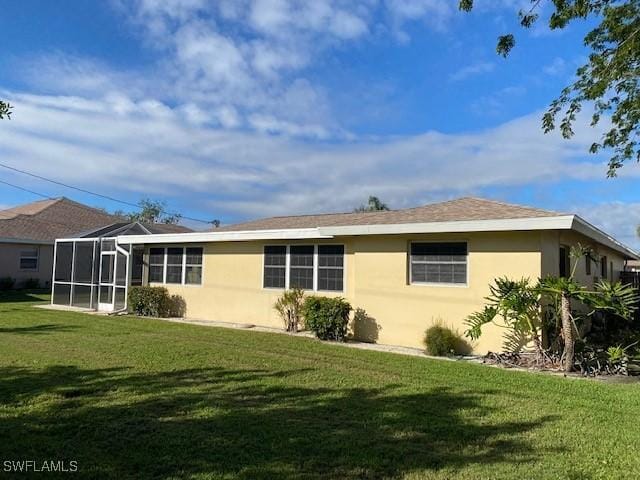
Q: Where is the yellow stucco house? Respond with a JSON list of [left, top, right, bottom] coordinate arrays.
[[51, 197, 639, 354]]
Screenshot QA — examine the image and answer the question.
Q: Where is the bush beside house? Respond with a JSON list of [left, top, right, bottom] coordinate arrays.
[[128, 286, 185, 318], [302, 296, 352, 341]]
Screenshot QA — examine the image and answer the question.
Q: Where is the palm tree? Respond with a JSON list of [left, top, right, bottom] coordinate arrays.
[[354, 196, 390, 212], [466, 244, 638, 372]]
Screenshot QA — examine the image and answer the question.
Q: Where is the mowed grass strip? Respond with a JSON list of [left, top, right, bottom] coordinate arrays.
[[1, 291, 639, 479]]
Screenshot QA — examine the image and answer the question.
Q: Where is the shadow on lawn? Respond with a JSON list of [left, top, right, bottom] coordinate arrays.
[[0, 324, 78, 335], [0, 365, 558, 479], [0, 290, 49, 303]]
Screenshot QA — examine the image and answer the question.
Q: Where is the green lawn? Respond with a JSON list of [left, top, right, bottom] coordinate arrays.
[[1, 292, 639, 479]]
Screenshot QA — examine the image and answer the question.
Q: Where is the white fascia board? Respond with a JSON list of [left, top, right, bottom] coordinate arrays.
[[116, 228, 333, 245], [0, 237, 53, 245], [318, 216, 576, 237], [571, 216, 639, 260]]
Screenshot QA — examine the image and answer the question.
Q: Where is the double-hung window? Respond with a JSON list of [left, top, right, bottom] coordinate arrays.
[[318, 245, 344, 291], [20, 248, 39, 271], [410, 242, 467, 285], [263, 245, 344, 292], [147, 246, 203, 285], [166, 248, 184, 284], [263, 246, 286, 288], [185, 248, 203, 284], [149, 248, 165, 283], [289, 246, 314, 289]]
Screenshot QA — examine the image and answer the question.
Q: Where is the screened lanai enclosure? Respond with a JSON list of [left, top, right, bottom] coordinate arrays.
[[52, 223, 147, 312]]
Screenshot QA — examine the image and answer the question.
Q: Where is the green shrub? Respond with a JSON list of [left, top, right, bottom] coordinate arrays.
[[22, 278, 40, 289], [302, 296, 352, 341], [0, 277, 15, 291], [274, 288, 305, 332], [128, 286, 181, 317], [424, 322, 470, 356]]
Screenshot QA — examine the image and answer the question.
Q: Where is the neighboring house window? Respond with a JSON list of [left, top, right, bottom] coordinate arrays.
[[263, 245, 345, 291], [263, 246, 286, 288], [147, 246, 204, 286], [601, 256, 608, 279], [585, 255, 591, 276], [318, 245, 344, 292], [289, 245, 314, 289], [149, 248, 165, 283], [410, 242, 467, 285], [185, 247, 203, 285], [20, 248, 39, 271]]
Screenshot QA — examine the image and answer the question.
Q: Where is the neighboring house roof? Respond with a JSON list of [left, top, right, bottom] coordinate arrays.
[[116, 196, 639, 260], [0, 197, 192, 243], [214, 197, 561, 232]]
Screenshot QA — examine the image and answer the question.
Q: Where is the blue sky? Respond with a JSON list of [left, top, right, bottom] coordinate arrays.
[[0, 0, 638, 247]]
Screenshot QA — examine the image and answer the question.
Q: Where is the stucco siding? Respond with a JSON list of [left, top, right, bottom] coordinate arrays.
[[157, 231, 543, 354], [540, 230, 626, 284], [0, 243, 53, 287]]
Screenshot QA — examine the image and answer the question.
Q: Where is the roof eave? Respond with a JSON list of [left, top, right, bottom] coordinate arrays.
[[571, 215, 639, 260], [110, 216, 576, 245], [0, 237, 53, 245]]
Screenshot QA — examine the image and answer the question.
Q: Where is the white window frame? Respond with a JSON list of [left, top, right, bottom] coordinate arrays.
[[262, 243, 345, 293], [19, 247, 39, 271], [409, 241, 469, 288], [147, 246, 204, 287], [184, 246, 204, 285]]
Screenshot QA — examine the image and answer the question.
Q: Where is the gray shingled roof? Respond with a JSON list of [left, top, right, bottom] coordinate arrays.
[[215, 197, 562, 232], [0, 197, 192, 242]]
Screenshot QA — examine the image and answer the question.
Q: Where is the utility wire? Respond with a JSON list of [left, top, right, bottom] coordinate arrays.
[[0, 161, 214, 224], [0, 178, 52, 200]]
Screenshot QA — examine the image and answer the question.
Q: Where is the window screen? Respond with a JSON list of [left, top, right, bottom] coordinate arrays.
[[318, 245, 344, 291], [166, 247, 184, 284], [185, 247, 203, 285], [55, 242, 73, 282], [263, 246, 286, 288], [73, 243, 94, 283], [289, 245, 314, 289], [410, 242, 467, 284], [149, 247, 165, 283]]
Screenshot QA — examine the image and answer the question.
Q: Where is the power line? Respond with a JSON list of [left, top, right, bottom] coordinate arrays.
[[0, 161, 214, 224], [0, 178, 52, 200]]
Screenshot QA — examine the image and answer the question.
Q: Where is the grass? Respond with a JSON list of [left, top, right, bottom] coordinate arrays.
[[1, 292, 639, 479]]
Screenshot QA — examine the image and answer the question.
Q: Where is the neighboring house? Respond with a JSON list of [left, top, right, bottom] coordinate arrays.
[[625, 260, 640, 272], [51, 197, 638, 354], [0, 197, 191, 289]]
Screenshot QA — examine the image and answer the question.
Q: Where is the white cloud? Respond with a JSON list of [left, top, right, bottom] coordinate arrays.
[[449, 61, 495, 82], [543, 57, 566, 76], [1, 90, 636, 232], [573, 202, 640, 250]]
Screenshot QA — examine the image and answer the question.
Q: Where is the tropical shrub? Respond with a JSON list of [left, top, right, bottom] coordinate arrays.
[[465, 246, 639, 372], [0, 277, 15, 291], [424, 322, 470, 356], [274, 288, 305, 332], [465, 277, 544, 360], [128, 286, 176, 317], [302, 296, 352, 341]]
